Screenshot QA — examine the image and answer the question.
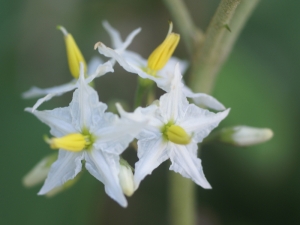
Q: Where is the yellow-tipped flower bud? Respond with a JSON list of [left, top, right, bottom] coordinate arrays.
[[166, 125, 191, 145], [58, 26, 87, 79], [45, 133, 89, 152], [147, 22, 180, 72]]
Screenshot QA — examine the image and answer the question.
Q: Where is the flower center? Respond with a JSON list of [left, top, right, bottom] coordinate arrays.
[[146, 22, 180, 75], [58, 26, 87, 79], [161, 122, 191, 145], [44, 132, 94, 152]]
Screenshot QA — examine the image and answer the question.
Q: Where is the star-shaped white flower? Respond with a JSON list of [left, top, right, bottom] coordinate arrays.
[[25, 66, 147, 207], [132, 64, 230, 189], [95, 22, 225, 111], [22, 26, 116, 111]]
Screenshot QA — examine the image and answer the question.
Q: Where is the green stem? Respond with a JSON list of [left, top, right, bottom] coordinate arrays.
[[164, 1, 259, 225], [134, 80, 144, 109], [163, 0, 204, 55], [134, 78, 155, 108], [216, 0, 260, 69], [169, 172, 196, 225], [190, 0, 241, 94]]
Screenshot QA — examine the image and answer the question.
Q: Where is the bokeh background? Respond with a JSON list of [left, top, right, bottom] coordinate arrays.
[[1, 0, 300, 224]]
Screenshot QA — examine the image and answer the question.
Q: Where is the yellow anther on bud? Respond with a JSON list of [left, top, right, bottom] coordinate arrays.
[[166, 125, 191, 145], [57, 26, 87, 79], [45, 133, 89, 152], [147, 22, 180, 72]]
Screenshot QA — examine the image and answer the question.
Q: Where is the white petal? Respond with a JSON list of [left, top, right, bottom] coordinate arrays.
[[85, 61, 114, 84], [97, 42, 157, 79], [38, 150, 84, 195], [118, 27, 141, 51], [162, 57, 189, 75], [87, 56, 104, 75], [169, 142, 211, 189], [85, 150, 127, 207], [93, 103, 150, 155], [31, 93, 56, 112], [157, 57, 189, 92], [183, 86, 226, 111], [134, 137, 169, 189], [22, 81, 76, 99], [159, 64, 188, 123], [180, 105, 230, 143], [116, 102, 157, 123], [25, 107, 77, 137], [70, 69, 107, 131], [102, 21, 123, 49]]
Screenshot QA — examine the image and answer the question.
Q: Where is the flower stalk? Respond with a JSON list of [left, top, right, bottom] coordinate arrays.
[[164, 1, 260, 225], [163, 0, 204, 55]]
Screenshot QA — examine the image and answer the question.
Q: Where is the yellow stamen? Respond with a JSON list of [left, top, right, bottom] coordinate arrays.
[[147, 22, 180, 72], [45, 133, 89, 152], [166, 125, 191, 145], [57, 26, 87, 79]]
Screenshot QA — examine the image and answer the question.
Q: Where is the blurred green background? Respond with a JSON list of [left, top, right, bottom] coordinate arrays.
[[1, 0, 300, 224]]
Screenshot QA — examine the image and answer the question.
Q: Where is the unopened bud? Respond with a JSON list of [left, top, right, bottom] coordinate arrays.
[[46, 173, 81, 197], [119, 159, 135, 197], [219, 126, 273, 147], [23, 153, 58, 187]]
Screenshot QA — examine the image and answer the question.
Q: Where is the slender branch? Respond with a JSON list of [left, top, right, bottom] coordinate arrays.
[[169, 172, 196, 225], [165, 1, 259, 225], [216, 0, 260, 68], [163, 0, 204, 55], [189, 0, 242, 94]]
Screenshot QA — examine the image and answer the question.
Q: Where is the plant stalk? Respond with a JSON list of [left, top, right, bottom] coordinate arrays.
[[163, 0, 204, 55], [169, 172, 196, 225], [190, 0, 241, 94]]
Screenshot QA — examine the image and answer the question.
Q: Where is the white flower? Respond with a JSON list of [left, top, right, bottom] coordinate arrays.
[[95, 22, 225, 111], [25, 66, 147, 207], [132, 64, 230, 189], [22, 26, 115, 111]]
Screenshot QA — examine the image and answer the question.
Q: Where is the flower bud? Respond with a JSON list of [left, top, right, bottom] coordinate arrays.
[[46, 174, 81, 197], [23, 153, 58, 187], [119, 159, 135, 197], [219, 126, 273, 147]]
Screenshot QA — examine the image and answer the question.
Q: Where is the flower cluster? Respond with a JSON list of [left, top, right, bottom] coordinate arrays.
[[23, 21, 229, 207]]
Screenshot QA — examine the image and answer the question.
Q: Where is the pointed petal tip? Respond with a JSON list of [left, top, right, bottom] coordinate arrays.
[[223, 107, 231, 116], [24, 107, 32, 112], [120, 199, 128, 208]]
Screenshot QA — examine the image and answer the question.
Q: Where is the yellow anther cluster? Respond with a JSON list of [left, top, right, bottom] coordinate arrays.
[[147, 22, 180, 73], [162, 122, 191, 145], [45, 133, 89, 152], [58, 26, 87, 79]]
